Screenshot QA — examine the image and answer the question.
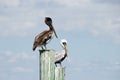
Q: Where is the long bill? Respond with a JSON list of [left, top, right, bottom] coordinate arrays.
[[64, 45, 68, 57], [64, 44, 70, 63], [49, 24, 58, 38], [52, 26, 58, 38]]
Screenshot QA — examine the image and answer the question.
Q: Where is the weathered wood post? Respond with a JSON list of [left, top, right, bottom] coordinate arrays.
[[55, 67, 65, 80], [39, 50, 55, 80]]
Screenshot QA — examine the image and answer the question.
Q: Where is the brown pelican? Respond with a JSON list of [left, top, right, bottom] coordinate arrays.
[[32, 17, 58, 51], [55, 39, 68, 67]]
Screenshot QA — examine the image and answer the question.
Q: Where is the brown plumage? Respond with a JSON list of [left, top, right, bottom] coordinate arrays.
[[32, 17, 58, 51]]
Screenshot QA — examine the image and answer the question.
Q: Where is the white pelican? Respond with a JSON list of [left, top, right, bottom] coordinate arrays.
[[55, 39, 68, 67]]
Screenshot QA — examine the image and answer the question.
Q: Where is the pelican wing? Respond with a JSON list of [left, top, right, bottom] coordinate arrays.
[[55, 50, 65, 62], [32, 30, 48, 51], [34, 30, 48, 41]]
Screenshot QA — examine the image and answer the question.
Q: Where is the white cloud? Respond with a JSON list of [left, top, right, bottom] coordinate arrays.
[[0, 7, 46, 37], [112, 66, 120, 70], [4, 51, 13, 56], [0, 0, 120, 44], [70, 60, 120, 73], [0, 51, 36, 62], [90, 17, 120, 43], [92, 0, 120, 5], [0, 50, 37, 80], [105, 61, 120, 71], [19, 52, 36, 60], [13, 66, 33, 72], [115, 61, 120, 65], [0, 51, 13, 62], [6, 51, 36, 63], [54, 3, 120, 43], [8, 57, 17, 63], [0, 0, 21, 7], [1, 21, 36, 37], [0, 57, 3, 61], [53, 0, 90, 7]]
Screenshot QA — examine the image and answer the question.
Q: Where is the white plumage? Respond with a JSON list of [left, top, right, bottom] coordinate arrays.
[[55, 39, 68, 67], [55, 50, 65, 61]]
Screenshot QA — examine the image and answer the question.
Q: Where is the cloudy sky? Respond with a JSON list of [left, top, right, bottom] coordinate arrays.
[[0, 0, 120, 80]]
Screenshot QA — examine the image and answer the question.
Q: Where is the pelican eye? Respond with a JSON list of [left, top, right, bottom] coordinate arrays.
[[45, 17, 52, 22], [62, 42, 66, 45], [47, 18, 51, 21]]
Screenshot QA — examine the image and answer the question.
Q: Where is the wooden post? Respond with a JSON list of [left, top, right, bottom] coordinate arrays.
[[39, 50, 55, 80], [55, 67, 65, 80]]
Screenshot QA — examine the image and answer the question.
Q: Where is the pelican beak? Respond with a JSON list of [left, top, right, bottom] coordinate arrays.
[[65, 45, 69, 63], [64, 44, 70, 62], [53, 27, 58, 38]]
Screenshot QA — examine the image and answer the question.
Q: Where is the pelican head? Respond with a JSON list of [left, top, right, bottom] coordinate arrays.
[[45, 17, 58, 38], [45, 17, 52, 27], [61, 39, 68, 58], [61, 39, 67, 48]]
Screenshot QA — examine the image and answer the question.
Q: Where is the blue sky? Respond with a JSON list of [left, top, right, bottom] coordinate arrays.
[[0, 0, 120, 80]]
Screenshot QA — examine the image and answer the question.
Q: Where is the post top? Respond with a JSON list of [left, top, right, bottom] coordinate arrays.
[[39, 49, 55, 53]]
